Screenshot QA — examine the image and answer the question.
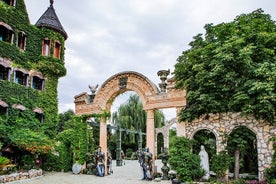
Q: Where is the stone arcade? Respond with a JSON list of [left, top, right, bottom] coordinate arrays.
[[74, 71, 275, 180]]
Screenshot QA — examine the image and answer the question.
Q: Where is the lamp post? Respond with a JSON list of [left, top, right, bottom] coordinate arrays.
[[116, 125, 122, 166]]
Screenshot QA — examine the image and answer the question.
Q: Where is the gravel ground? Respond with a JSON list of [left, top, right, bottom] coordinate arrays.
[[9, 160, 172, 184]]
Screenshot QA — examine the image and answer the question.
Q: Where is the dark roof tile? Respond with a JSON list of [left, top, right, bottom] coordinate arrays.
[[35, 1, 68, 39]]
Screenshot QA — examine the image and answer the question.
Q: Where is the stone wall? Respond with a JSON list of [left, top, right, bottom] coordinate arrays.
[[176, 112, 276, 180], [0, 169, 43, 183]]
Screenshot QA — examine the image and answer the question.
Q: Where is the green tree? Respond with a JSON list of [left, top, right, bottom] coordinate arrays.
[[174, 9, 276, 125], [226, 126, 257, 179], [58, 109, 75, 132], [169, 136, 204, 182], [112, 94, 165, 144], [265, 137, 276, 183]]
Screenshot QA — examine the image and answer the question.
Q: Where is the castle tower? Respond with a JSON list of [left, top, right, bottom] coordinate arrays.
[[0, 0, 68, 157], [35, 0, 67, 40]]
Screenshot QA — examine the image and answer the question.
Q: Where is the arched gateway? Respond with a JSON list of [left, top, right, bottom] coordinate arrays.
[[74, 71, 275, 180], [74, 71, 186, 174]]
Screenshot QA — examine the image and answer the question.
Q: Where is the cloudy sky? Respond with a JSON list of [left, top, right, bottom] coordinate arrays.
[[24, 0, 276, 120]]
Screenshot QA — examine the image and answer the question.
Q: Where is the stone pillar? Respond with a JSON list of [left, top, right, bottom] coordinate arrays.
[[164, 130, 169, 150], [176, 108, 186, 137], [99, 117, 107, 175], [146, 109, 155, 174]]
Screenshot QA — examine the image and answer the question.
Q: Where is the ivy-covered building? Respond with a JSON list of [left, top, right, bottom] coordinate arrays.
[[0, 0, 67, 156]]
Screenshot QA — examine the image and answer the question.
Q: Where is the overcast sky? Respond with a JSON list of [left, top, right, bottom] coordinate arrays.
[[24, 0, 276, 120]]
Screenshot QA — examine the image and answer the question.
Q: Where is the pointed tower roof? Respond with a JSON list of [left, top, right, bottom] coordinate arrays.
[[35, 0, 68, 40]]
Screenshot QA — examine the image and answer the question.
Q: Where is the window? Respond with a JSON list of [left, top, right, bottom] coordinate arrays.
[[0, 100, 8, 116], [0, 65, 10, 81], [0, 106, 7, 115], [53, 41, 61, 59], [14, 70, 28, 86], [42, 39, 51, 56], [32, 76, 44, 90], [33, 107, 44, 123], [17, 31, 27, 51], [0, 22, 14, 44], [3, 0, 16, 6]]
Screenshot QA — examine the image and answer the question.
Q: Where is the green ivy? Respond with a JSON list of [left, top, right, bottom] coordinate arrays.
[[0, 0, 67, 170], [211, 151, 232, 180], [169, 136, 205, 182], [56, 116, 93, 169], [265, 137, 276, 183]]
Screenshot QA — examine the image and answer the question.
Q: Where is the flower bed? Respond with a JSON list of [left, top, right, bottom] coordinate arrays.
[[0, 169, 43, 183]]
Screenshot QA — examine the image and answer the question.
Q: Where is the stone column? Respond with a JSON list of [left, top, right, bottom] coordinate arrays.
[[146, 109, 156, 174], [176, 108, 186, 137], [99, 117, 107, 175], [164, 130, 169, 150]]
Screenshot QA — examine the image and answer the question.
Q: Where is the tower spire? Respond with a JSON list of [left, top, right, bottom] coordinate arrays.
[[35, 0, 68, 39]]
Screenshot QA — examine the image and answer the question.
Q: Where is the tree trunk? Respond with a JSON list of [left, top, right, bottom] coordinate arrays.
[[234, 149, 240, 179]]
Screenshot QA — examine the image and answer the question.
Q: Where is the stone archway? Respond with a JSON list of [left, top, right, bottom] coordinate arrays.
[[74, 71, 186, 174], [155, 117, 177, 155], [182, 112, 276, 180]]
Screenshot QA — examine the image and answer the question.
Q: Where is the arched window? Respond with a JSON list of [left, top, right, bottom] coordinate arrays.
[[42, 38, 51, 56], [0, 22, 14, 44], [53, 41, 61, 59], [0, 100, 8, 116], [3, 0, 16, 6], [31, 76, 44, 90], [0, 64, 10, 81], [17, 31, 27, 51], [33, 107, 44, 123], [14, 70, 28, 86]]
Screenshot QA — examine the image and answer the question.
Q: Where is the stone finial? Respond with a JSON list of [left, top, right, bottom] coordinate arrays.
[[50, 0, 54, 6], [157, 69, 170, 93]]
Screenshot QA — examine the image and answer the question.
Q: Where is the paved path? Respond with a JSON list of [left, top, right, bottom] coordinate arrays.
[[10, 160, 171, 184]]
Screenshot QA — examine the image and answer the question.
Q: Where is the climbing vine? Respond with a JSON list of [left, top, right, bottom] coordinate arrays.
[[0, 0, 67, 170]]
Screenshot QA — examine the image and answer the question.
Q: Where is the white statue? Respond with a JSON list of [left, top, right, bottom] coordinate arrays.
[[199, 145, 210, 180]]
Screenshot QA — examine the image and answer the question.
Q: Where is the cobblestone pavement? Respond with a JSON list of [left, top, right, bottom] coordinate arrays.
[[10, 160, 172, 184]]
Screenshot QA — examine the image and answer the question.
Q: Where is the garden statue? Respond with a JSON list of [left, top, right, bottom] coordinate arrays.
[[199, 145, 210, 180], [142, 147, 153, 180], [160, 148, 170, 180], [106, 151, 113, 175], [136, 148, 144, 179], [95, 147, 105, 177], [86, 152, 96, 175], [137, 148, 153, 180]]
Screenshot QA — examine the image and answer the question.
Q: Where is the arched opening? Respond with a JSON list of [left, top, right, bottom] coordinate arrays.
[[0, 22, 14, 43], [227, 126, 257, 179], [74, 71, 186, 176], [17, 31, 27, 51], [109, 91, 146, 164], [3, 0, 16, 6], [192, 129, 216, 171], [0, 64, 10, 81], [157, 133, 164, 156], [14, 70, 28, 86]]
